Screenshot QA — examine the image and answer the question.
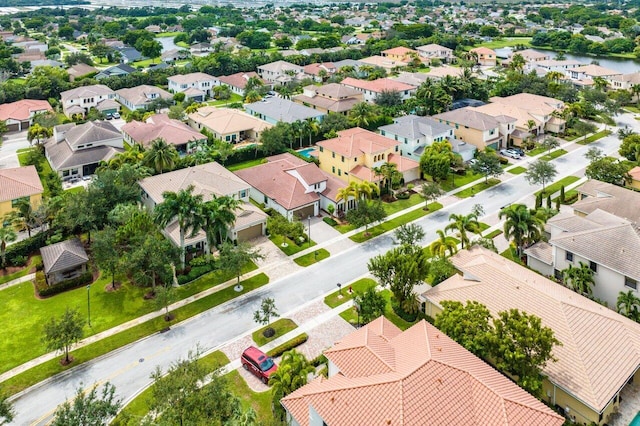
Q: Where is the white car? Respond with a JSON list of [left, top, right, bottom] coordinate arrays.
[[500, 149, 521, 159]]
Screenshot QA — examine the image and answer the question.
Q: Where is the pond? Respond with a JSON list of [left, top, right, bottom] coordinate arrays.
[[157, 36, 179, 53]]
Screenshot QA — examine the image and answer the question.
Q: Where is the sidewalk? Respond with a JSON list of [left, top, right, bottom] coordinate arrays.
[[0, 273, 35, 292]]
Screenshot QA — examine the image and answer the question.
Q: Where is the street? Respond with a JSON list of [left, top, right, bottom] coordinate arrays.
[[7, 113, 632, 425]]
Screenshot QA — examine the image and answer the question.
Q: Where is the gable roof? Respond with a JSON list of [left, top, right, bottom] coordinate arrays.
[[317, 127, 398, 158], [573, 64, 621, 77], [257, 60, 303, 73], [469, 46, 496, 55], [573, 179, 640, 223], [425, 246, 640, 414], [40, 238, 89, 274], [0, 99, 52, 122], [115, 85, 172, 108], [341, 77, 416, 93], [0, 165, 43, 203], [416, 43, 453, 53], [282, 316, 564, 426], [67, 63, 98, 79], [216, 71, 263, 90], [59, 120, 121, 149], [168, 72, 215, 84], [121, 114, 205, 148], [245, 98, 324, 123]]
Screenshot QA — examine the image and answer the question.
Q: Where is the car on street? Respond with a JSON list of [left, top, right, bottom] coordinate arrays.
[[241, 346, 278, 384], [499, 149, 521, 159]]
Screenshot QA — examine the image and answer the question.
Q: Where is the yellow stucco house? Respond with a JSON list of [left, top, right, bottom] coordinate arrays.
[[629, 166, 640, 190], [0, 165, 44, 219], [316, 127, 420, 186]]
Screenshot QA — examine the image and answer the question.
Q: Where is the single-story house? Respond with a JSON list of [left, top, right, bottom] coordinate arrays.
[[115, 85, 173, 111], [121, 113, 206, 153], [188, 107, 272, 144], [245, 98, 325, 125], [95, 63, 137, 80], [40, 239, 89, 286]]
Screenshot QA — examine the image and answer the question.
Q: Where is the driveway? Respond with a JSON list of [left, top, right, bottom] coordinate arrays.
[[0, 130, 30, 169]]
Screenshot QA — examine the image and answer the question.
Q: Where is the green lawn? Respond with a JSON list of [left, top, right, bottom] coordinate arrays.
[[474, 37, 532, 50], [484, 229, 503, 239], [324, 278, 377, 308], [293, 249, 330, 267], [500, 247, 523, 265], [534, 176, 580, 197], [17, 148, 55, 197], [64, 186, 85, 194], [625, 105, 640, 114], [252, 318, 298, 346], [6, 78, 26, 85], [349, 202, 442, 243], [131, 58, 162, 68], [269, 235, 316, 256], [508, 166, 527, 175], [2, 273, 269, 396], [155, 31, 186, 38], [477, 222, 490, 233], [0, 256, 39, 286], [526, 146, 546, 156], [439, 171, 483, 192], [576, 130, 612, 145], [540, 149, 568, 161], [382, 193, 423, 214], [339, 289, 418, 331], [176, 41, 190, 48], [205, 93, 243, 106], [455, 178, 501, 198], [226, 370, 272, 421], [227, 159, 266, 172]]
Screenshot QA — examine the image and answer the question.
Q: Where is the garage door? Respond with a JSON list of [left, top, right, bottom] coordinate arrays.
[[293, 205, 314, 220], [6, 122, 19, 132], [237, 224, 263, 242]]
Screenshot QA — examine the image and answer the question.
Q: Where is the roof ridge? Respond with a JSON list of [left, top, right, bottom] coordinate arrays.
[[364, 327, 397, 372], [0, 171, 42, 191]]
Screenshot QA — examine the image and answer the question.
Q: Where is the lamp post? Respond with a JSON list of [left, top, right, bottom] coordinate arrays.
[[337, 283, 342, 296], [86, 284, 91, 327], [307, 216, 311, 247]]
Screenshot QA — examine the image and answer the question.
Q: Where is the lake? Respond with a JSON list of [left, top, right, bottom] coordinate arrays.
[[495, 47, 640, 74]]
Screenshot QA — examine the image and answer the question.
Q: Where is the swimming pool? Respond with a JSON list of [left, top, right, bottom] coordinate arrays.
[[631, 412, 640, 426], [298, 147, 317, 158]]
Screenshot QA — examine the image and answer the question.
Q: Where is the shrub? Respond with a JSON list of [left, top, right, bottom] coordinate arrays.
[[498, 157, 509, 165], [310, 354, 328, 367], [391, 301, 419, 323], [395, 191, 410, 200], [177, 263, 215, 285], [35, 271, 93, 297], [11, 255, 27, 267], [264, 208, 277, 217], [5, 232, 48, 266], [266, 333, 308, 358], [323, 217, 337, 226]]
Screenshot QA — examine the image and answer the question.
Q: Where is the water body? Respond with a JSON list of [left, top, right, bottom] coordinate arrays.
[[495, 46, 640, 74], [157, 36, 179, 53]]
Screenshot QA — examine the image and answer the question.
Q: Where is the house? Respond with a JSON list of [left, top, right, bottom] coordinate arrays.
[[469, 47, 497, 66], [573, 179, 640, 222], [60, 84, 119, 118], [115, 85, 172, 111], [422, 66, 468, 81], [66, 63, 98, 81], [235, 153, 347, 220], [339, 77, 416, 104], [168, 72, 216, 101], [291, 83, 363, 115], [161, 48, 190, 63], [114, 46, 142, 64], [0, 99, 52, 132], [390, 71, 429, 87], [245, 98, 325, 125], [424, 246, 640, 425], [188, 107, 272, 144], [415, 43, 454, 63], [568, 64, 622, 87], [302, 62, 336, 82], [139, 162, 268, 248], [40, 239, 89, 286], [0, 166, 43, 218], [629, 166, 640, 190], [95, 63, 137, 80], [316, 127, 420, 186], [534, 59, 583, 74], [381, 46, 420, 63], [215, 72, 265, 96], [433, 108, 512, 151], [359, 55, 408, 71], [281, 316, 564, 426], [607, 72, 640, 92], [121, 114, 206, 153], [189, 42, 212, 56], [379, 115, 476, 162], [257, 60, 304, 85], [513, 48, 551, 63], [45, 121, 123, 178]]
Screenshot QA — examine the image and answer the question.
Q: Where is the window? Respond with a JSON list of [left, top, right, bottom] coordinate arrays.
[[332, 152, 335, 158], [341, 156, 344, 162], [566, 251, 574, 262], [240, 190, 247, 198], [338, 169, 342, 176], [626, 277, 637, 290], [332, 166, 335, 173], [589, 261, 597, 273], [319, 146, 323, 152], [11, 196, 29, 208]]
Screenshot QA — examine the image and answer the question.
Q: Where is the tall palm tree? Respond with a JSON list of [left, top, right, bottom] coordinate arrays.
[[144, 138, 179, 174], [617, 290, 640, 321], [563, 262, 595, 296], [0, 226, 17, 267], [336, 184, 356, 205], [269, 350, 315, 421], [430, 229, 458, 258], [499, 204, 544, 256], [200, 195, 240, 252], [445, 212, 480, 249], [374, 162, 402, 195], [348, 102, 374, 128], [355, 181, 379, 201], [154, 185, 204, 268], [9, 199, 38, 237], [306, 120, 319, 146]]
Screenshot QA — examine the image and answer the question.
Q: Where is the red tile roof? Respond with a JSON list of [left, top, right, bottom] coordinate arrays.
[[282, 317, 564, 426], [341, 77, 416, 93], [0, 99, 52, 122], [382, 46, 417, 57], [0, 165, 44, 203], [217, 72, 264, 90], [317, 127, 398, 158], [388, 153, 419, 172], [121, 114, 206, 148]]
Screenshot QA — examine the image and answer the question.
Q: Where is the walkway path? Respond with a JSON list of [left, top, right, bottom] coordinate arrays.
[[0, 273, 35, 292]]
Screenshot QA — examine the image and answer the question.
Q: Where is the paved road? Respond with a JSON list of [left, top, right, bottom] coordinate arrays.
[[8, 115, 633, 425]]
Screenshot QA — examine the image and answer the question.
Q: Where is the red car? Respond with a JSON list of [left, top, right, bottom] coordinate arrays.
[[241, 346, 278, 384]]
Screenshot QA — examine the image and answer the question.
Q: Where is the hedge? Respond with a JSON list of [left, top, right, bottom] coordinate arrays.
[[266, 333, 309, 358], [177, 263, 216, 285], [5, 232, 48, 267], [35, 271, 93, 297], [322, 217, 337, 226]]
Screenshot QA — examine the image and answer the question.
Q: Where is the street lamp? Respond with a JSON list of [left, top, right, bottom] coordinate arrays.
[[307, 216, 311, 247], [87, 284, 91, 327], [337, 283, 342, 296]]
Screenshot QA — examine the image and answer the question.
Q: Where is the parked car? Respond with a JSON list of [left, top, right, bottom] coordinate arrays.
[[241, 346, 278, 384], [105, 113, 113, 120], [511, 147, 525, 157], [499, 149, 521, 159], [112, 112, 121, 119], [467, 158, 478, 165]]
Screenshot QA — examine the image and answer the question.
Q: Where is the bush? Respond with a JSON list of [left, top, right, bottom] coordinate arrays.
[[563, 191, 579, 204], [323, 217, 337, 226], [498, 156, 509, 165], [391, 301, 419, 323], [177, 263, 215, 285], [6, 232, 48, 266], [395, 191, 410, 200], [35, 271, 93, 297], [310, 354, 328, 367], [266, 333, 309, 358], [11, 255, 27, 267], [264, 208, 277, 217]]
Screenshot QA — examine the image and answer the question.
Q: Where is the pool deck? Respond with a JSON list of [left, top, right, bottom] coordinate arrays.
[[610, 383, 640, 426]]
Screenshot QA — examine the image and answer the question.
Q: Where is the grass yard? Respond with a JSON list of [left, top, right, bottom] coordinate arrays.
[[625, 105, 640, 114], [131, 58, 162, 68], [350, 202, 442, 243], [526, 146, 546, 156], [205, 93, 243, 106], [252, 318, 298, 346], [64, 186, 85, 194], [540, 149, 568, 161], [0, 256, 39, 286], [474, 37, 532, 49], [484, 229, 503, 239], [2, 273, 269, 396], [227, 158, 266, 172], [439, 171, 483, 192], [534, 176, 580, 197], [155, 31, 185, 38], [293, 249, 330, 267], [382, 193, 423, 214], [340, 289, 419, 331], [500, 247, 523, 265], [324, 278, 377, 308], [269, 235, 317, 256], [477, 222, 490, 233], [226, 370, 272, 421], [455, 178, 500, 199], [508, 166, 527, 175], [576, 130, 612, 145]]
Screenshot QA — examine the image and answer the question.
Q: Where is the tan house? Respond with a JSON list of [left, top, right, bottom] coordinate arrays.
[[66, 63, 98, 81], [115, 85, 172, 111], [433, 108, 513, 151], [282, 316, 564, 426], [359, 55, 408, 71], [469, 47, 497, 66], [316, 127, 420, 187], [215, 71, 265, 96], [121, 113, 206, 152], [424, 246, 640, 426], [340, 77, 416, 104], [0, 99, 52, 132], [0, 166, 43, 218], [188, 107, 272, 144], [257, 60, 303, 85], [60, 84, 119, 118], [629, 166, 640, 190], [416, 43, 454, 63], [381, 46, 420, 63], [40, 239, 89, 286], [302, 62, 336, 82], [292, 83, 363, 115], [139, 162, 268, 249]]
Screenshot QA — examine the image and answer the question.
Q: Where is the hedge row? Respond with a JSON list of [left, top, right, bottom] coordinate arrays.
[[322, 217, 337, 226], [267, 333, 309, 358], [5, 232, 48, 267], [35, 271, 93, 297], [177, 263, 216, 285]]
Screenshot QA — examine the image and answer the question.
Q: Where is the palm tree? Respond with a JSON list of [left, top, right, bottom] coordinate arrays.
[[200, 195, 240, 252], [617, 290, 640, 321], [336, 184, 356, 205], [374, 162, 402, 196], [563, 262, 595, 296], [509, 53, 525, 72], [306, 120, 319, 146], [430, 229, 458, 258], [8, 199, 38, 237], [348, 102, 374, 128], [355, 181, 379, 200], [445, 212, 480, 249], [499, 204, 544, 257], [154, 185, 204, 268], [144, 138, 179, 174], [244, 90, 262, 104], [0, 226, 17, 267], [269, 350, 315, 421], [631, 84, 640, 106]]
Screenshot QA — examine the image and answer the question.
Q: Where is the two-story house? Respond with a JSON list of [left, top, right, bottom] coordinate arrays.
[[115, 85, 172, 111], [188, 106, 272, 144], [121, 113, 206, 153], [257, 60, 304, 85], [415, 43, 455, 63], [316, 127, 420, 187], [433, 108, 511, 151], [292, 83, 363, 115], [380, 46, 420, 63], [469, 47, 497, 66], [0, 166, 43, 219], [45, 121, 123, 178], [302, 62, 336, 82], [339, 77, 416, 104], [567, 64, 622, 87], [60, 84, 119, 118], [245, 97, 325, 125], [167, 72, 217, 101], [215, 72, 265, 96]]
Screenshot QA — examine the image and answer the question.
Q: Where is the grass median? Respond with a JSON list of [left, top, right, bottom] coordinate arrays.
[[293, 249, 330, 267], [1, 273, 269, 396], [455, 178, 500, 199], [252, 318, 298, 346], [324, 278, 377, 308], [535, 176, 580, 197], [540, 149, 567, 161], [508, 166, 527, 175], [576, 130, 612, 145], [350, 202, 442, 243]]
